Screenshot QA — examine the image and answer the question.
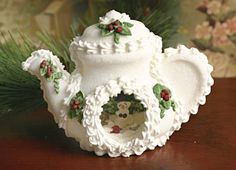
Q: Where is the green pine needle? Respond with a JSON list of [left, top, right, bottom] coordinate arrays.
[[37, 31, 76, 73], [0, 35, 45, 117], [0, 30, 78, 116], [111, 0, 180, 48]]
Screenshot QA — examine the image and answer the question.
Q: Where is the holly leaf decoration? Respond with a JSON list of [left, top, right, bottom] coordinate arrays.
[[54, 72, 63, 79], [98, 24, 106, 29], [153, 83, 176, 118], [120, 26, 132, 36], [159, 105, 165, 119], [39, 59, 63, 94], [171, 101, 176, 111], [68, 91, 85, 123], [114, 33, 120, 44], [102, 29, 114, 36], [153, 83, 165, 100], [160, 100, 171, 110], [98, 20, 133, 44], [123, 22, 134, 27], [40, 67, 47, 76]]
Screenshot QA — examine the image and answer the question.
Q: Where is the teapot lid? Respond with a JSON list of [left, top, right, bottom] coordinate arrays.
[[70, 10, 162, 55]]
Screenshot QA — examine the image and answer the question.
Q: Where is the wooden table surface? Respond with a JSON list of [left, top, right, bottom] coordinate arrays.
[[0, 78, 236, 170]]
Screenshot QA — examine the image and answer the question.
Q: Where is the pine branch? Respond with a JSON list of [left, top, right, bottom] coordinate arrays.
[[0, 35, 45, 117], [0, 27, 80, 117], [37, 31, 76, 73]]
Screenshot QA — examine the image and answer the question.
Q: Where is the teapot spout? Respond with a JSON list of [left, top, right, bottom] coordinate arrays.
[[22, 49, 71, 123]]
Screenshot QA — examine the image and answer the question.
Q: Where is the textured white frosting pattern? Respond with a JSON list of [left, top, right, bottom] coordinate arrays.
[[83, 77, 160, 157], [69, 32, 162, 55], [99, 10, 131, 24]]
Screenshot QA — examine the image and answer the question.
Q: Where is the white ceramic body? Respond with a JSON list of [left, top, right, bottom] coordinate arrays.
[[22, 10, 214, 157]]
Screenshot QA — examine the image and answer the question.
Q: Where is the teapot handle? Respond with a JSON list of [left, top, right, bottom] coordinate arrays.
[[151, 45, 214, 122]]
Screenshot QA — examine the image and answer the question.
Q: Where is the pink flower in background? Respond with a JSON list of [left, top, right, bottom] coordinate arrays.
[[212, 22, 231, 46], [194, 0, 236, 77], [195, 21, 212, 39], [225, 16, 236, 35], [207, 1, 221, 15]]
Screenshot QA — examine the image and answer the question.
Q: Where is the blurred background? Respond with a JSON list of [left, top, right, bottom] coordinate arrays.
[[0, 0, 235, 77]]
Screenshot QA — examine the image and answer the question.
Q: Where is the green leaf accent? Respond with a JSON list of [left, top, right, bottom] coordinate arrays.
[[171, 101, 176, 111], [77, 111, 83, 124], [114, 33, 120, 44], [68, 91, 85, 123], [120, 26, 132, 36], [39, 68, 46, 76], [69, 109, 77, 119], [98, 24, 106, 29], [46, 75, 54, 81], [160, 105, 165, 119], [118, 20, 122, 26], [123, 22, 134, 27], [161, 100, 171, 109], [102, 29, 114, 36], [54, 72, 63, 79], [153, 83, 176, 118], [153, 83, 165, 100]]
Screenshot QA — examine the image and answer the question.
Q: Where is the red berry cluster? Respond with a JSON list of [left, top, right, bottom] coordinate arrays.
[[70, 100, 80, 110], [110, 125, 121, 133], [107, 20, 123, 33], [40, 60, 47, 68], [160, 89, 170, 101], [40, 60, 53, 77]]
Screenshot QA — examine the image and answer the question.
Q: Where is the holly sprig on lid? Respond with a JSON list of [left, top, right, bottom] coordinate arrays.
[[153, 83, 176, 118], [98, 20, 134, 44], [39, 59, 63, 94]]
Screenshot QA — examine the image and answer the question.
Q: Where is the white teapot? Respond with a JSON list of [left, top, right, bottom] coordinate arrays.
[[22, 10, 213, 157]]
